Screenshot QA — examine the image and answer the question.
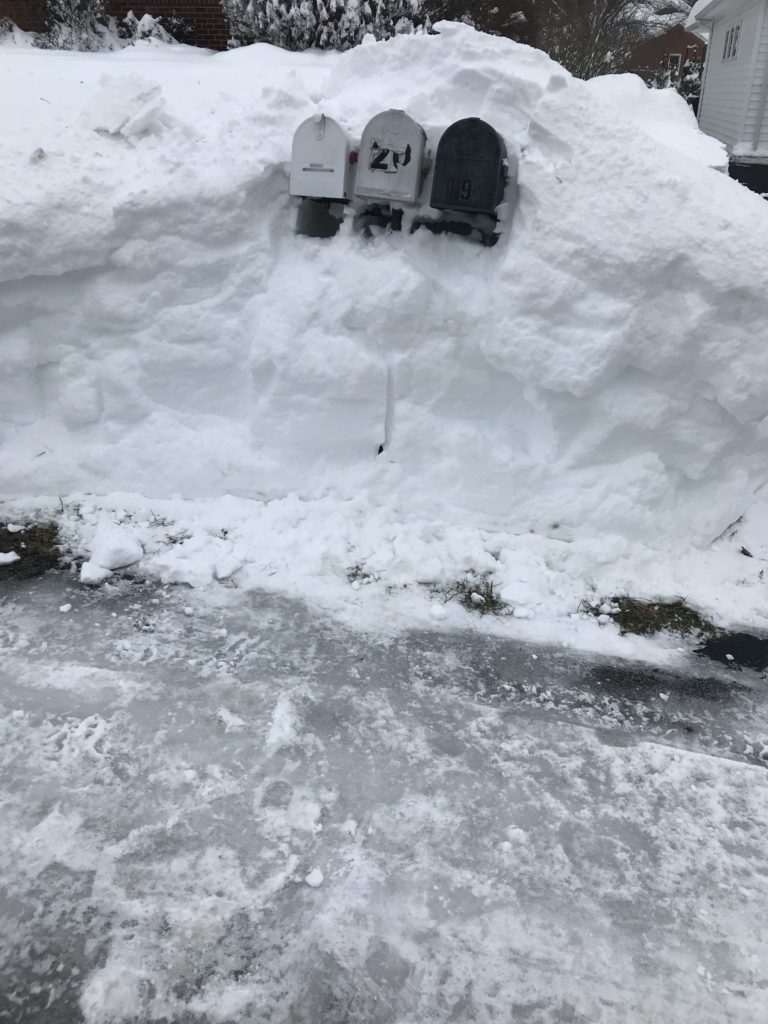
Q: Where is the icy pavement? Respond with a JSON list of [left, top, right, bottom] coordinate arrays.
[[2, 575, 768, 1023]]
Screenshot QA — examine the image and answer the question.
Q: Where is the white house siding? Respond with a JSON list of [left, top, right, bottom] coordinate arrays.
[[744, 0, 768, 150], [698, 0, 765, 149]]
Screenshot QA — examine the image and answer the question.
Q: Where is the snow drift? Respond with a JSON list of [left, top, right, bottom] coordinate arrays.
[[2, 25, 768, 634]]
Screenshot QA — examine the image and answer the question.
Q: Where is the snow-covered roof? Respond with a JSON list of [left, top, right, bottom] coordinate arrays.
[[685, 0, 730, 36], [645, 13, 691, 35]]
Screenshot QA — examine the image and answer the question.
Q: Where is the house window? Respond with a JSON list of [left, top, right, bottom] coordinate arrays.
[[666, 53, 682, 73], [722, 22, 741, 61]]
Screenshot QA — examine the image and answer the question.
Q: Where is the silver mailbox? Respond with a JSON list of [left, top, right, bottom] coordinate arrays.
[[354, 109, 427, 204], [290, 114, 353, 201]]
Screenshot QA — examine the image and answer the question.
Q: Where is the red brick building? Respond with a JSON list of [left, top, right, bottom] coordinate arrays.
[[1, 0, 45, 32], [110, 1, 229, 48], [628, 23, 707, 83], [0, 0, 230, 49]]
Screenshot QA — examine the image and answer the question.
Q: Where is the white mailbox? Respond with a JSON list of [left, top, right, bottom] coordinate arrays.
[[354, 110, 427, 204], [290, 114, 353, 201]]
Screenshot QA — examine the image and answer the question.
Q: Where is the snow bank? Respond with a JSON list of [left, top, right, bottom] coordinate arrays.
[[583, 73, 726, 169], [0, 22, 36, 47], [2, 23, 768, 640]]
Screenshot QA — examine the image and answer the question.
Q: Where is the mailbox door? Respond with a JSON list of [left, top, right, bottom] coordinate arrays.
[[430, 118, 507, 216], [354, 110, 426, 204], [290, 114, 352, 201]]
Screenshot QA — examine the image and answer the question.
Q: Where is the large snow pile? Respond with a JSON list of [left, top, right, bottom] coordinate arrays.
[[2, 24, 768, 647], [583, 73, 726, 169]]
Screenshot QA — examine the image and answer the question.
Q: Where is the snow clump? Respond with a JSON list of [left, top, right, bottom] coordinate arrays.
[[80, 521, 144, 583]]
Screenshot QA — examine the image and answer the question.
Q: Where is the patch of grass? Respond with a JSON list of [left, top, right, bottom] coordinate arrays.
[[444, 575, 507, 616], [0, 521, 62, 581], [582, 596, 719, 638]]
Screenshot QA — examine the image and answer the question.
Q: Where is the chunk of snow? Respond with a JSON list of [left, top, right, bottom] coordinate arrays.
[[216, 707, 246, 733], [80, 561, 113, 586], [0, 551, 20, 565], [59, 603, 72, 613], [304, 868, 324, 888], [88, 523, 143, 572], [83, 74, 169, 139], [214, 554, 242, 581], [265, 695, 299, 756]]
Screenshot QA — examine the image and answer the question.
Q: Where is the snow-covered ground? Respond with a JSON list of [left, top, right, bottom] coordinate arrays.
[[2, 573, 768, 1023], [2, 23, 767, 653]]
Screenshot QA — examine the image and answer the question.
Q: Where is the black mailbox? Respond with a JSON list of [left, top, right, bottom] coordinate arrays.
[[430, 118, 507, 216]]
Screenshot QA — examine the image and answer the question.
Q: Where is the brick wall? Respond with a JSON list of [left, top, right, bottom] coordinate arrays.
[[0, 0, 231, 48], [1, 0, 47, 31], [109, 1, 230, 50]]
